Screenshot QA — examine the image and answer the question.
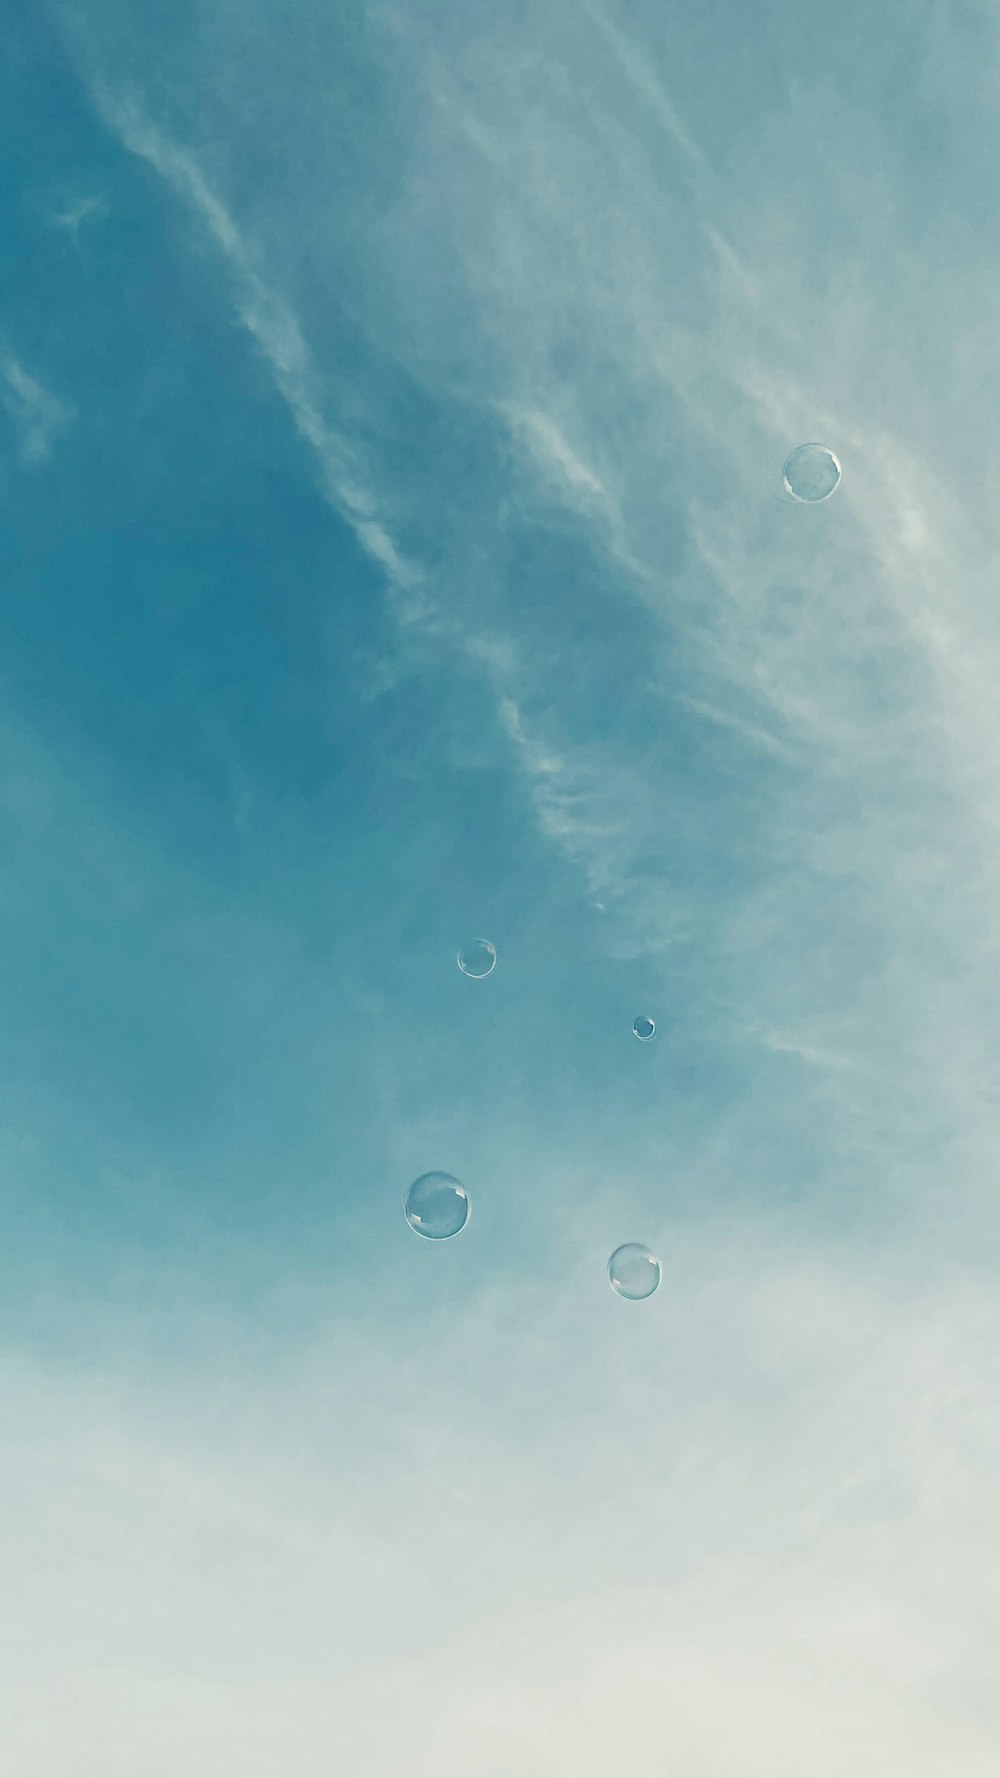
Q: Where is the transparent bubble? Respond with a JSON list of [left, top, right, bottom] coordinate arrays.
[[782, 443, 841, 503], [457, 938, 497, 979], [633, 1016, 655, 1042], [608, 1243, 661, 1300], [404, 1171, 470, 1240]]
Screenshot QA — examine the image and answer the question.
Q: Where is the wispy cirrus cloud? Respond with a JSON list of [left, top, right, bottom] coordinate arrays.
[[87, 86, 429, 626], [1, 350, 73, 464], [48, 191, 108, 240], [575, 0, 706, 169], [353, 0, 1000, 1049], [80, 1, 1000, 1146], [84, 77, 661, 927], [499, 403, 608, 508], [63, 0, 1000, 1185]]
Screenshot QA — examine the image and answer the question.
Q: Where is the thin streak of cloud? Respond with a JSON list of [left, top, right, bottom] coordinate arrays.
[[676, 693, 802, 763], [90, 88, 429, 624], [577, 0, 706, 169], [501, 404, 609, 506], [49, 193, 108, 240], [699, 223, 760, 303], [1, 352, 74, 464], [740, 1018, 856, 1071], [497, 694, 621, 892]]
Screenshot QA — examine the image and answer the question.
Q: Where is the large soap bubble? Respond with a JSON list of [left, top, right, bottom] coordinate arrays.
[[633, 1016, 655, 1042], [403, 1171, 470, 1240], [608, 1243, 661, 1301], [782, 443, 841, 503], [457, 938, 497, 979]]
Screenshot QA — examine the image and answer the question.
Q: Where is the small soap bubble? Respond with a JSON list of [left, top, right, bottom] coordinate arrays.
[[608, 1243, 661, 1301], [457, 938, 497, 979], [404, 1171, 470, 1240], [633, 1016, 655, 1042], [782, 443, 841, 503]]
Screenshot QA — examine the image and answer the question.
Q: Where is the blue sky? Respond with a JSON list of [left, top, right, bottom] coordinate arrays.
[[2, 1, 1000, 1772]]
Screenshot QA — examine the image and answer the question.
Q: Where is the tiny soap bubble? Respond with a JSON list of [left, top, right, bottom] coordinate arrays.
[[608, 1243, 661, 1301], [782, 443, 841, 503], [404, 1172, 470, 1240], [457, 938, 497, 979]]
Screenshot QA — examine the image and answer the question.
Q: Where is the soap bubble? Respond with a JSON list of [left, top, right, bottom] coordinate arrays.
[[782, 443, 841, 503], [633, 1016, 655, 1042], [457, 938, 497, 979], [608, 1243, 661, 1300], [404, 1171, 470, 1240]]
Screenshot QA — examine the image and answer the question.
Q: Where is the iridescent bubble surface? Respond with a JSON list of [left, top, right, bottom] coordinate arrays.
[[782, 443, 841, 503], [633, 1016, 655, 1042], [403, 1171, 470, 1240], [608, 1243, 661, 1300], [457, 938, 497, 979]]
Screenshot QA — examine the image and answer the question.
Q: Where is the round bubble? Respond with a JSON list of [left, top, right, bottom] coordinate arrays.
[[633, 1016, 655, 1042], [457, 938, 497, 979], [608, 1243, 661, 1301], [782, 443, 841, 503], [404, 1171, 470, 1240]]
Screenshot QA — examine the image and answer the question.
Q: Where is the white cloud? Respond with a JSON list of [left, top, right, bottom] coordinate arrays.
[[1, 1233, 997, 1776], [1, 352, 73, 464], [89, 87, 429, 626], [49, 193, 108, 240], [576, 0, 705, 170], [500, 403, 608, 506]]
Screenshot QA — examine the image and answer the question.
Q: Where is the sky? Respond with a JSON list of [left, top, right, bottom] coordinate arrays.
[[2, 0, 1000, 1772]]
